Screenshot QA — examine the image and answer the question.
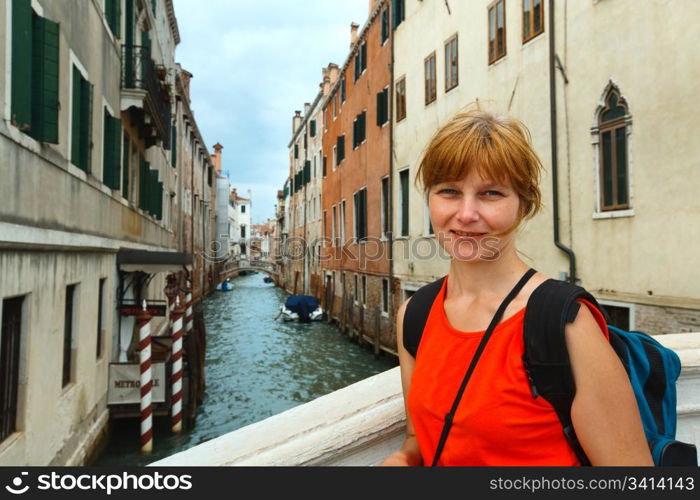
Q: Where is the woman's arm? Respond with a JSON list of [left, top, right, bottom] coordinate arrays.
[[379, 299, 423, 466], [565, 304, 653, 466]]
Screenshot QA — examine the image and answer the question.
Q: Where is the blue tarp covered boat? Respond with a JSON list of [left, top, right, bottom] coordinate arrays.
[[278, 295, 323, 323]]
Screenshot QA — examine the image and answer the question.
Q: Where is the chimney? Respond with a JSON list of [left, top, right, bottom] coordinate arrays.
[[212, 142, 223, 172], [179, 69, 193, 102], [292, 110, 302, 134], [303, 102, 311, 117], [328, 63, 339, 86], [321, 66, 332, 96], [350, 22, 359, 47]]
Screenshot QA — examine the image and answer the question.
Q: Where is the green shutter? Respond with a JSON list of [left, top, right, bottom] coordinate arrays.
[[401, 170, 409, 235], [114, 0, 121, 38], [139, 157, 148, 209], [147, 170, 158, 216], [361, 43, 367, 72], [122, 135, 130, 199], [11, 0, 33, 131], [81, 79, 93, 172], [304, 160, 311, 184], [112, 116, 122, 189], [310, 120, 316, 137], [156, 181, 163, 220], [171, 124, 177, 167], [31, 15, 59, 143], [103, 109, 112, 185], [71, 66, 82, 169]]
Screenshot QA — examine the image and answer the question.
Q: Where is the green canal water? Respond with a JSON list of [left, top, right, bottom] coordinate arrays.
[[93, 273, 397, 466]]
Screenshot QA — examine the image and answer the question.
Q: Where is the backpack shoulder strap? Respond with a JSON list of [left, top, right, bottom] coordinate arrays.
[[522, 279, 606, 466], [402, 277, 446, 358]]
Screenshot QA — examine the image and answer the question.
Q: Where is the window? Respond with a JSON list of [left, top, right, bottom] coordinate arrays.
[[377, 88, 389, 126], [339, 200, 346, 246], [323, 156, 327, 177], [332, 205, 337, 246], [323, 210, 327, 244], [488, 0, 507, 64], [103, 109, 121, 189], [241, 205, 246, 213], [336, 135, 345, 164], [445, 34, 459, 92], [424, 52, 436, 105], [396, 77, 406, 121], [333, 93, 338, 118], [1, 296, 24, 443], [241, 225, 246, 238], [341, 77, 346, 103], [382, 278, 389, 313], [105, 0, 121, 37], [381, 177, 390, 238], [310, 120, 316, 137], [523, 0, 544, 42], [399, 169, 409, 236], [354, 41, 367, 81], [381, 8, 389, 44], [353, 111, 366, 149], [122, 135, 130, 199], [294, 143, 299, 159], [392, 0, 405, 29], [354, 274, 359, 303], [171, 123, 177, 167], [354, 188, 367, 242], [10, 0, 59, 143], [604, 304, 631, 331], [362, 275, 367, 305], [71, 65, 94, 172], [63, 285, 76, 387], [598, 87, 630, 211], [97, 279, 106, 358]]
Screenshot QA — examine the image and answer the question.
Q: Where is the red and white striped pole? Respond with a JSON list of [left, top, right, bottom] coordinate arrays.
[[137, 301, 153, 454], [184, 281, 194, 335], [170, 297, 185, 433], [164, 274, 178, 331]]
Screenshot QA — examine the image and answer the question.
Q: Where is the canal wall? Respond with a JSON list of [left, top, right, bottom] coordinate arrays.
[[151, 332, 700, 466]]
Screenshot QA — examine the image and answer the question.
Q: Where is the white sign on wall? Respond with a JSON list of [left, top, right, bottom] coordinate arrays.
[[107, 363, 166, 405]]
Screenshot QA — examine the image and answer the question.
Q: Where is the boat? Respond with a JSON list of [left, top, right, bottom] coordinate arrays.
[[277, 295, 323, 323], [263, 276, 274, 284], [215, 279, 233, 291]]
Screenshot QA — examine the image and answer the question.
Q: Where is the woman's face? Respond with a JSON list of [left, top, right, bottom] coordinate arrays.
[[428, 170, 521, 262]]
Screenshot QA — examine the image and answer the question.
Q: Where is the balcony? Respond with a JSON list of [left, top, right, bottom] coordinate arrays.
[[121, 45, 172, 149]]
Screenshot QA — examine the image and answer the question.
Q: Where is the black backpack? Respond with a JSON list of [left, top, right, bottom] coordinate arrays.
[[403, 274, 698, 466]]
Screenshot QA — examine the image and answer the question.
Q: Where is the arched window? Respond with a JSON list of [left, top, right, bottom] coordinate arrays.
[[596, 85, 631, 211]]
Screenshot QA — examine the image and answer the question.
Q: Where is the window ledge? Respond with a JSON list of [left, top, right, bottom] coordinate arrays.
[[67, 163, 88, 181], [593, 209, 634, 220], [395, 236, 409, 241]]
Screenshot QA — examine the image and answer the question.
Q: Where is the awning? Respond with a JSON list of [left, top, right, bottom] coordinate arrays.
[[117, 248, 192, 273]]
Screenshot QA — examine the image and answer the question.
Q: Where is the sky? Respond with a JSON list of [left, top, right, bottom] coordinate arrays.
[[171, 0, 370, 224]]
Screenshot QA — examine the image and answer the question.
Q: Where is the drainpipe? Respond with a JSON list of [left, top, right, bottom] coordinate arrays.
[[388, 3, 395, 323], [548, 0, 576, 284]]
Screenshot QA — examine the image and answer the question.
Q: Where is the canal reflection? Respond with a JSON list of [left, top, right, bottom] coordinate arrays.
[[94, 273, 397, 466]]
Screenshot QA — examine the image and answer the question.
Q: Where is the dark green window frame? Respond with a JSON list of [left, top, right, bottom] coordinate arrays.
[[353, 111, 366, 149], [105, 0, 121, 38], [377, 88, 389, 126], [400, 169, 409, 236], [11, 0, 59, 143], [354, 188, 367, 242], [381, 8, 390, 43], [336, 135, 345, 164], [71, 66, 93, 172], [392, 0, 405, 29], [102, 108, 122, 190]]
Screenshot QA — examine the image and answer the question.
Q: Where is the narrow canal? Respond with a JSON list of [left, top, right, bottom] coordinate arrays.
[[94, 273, 397, 466]]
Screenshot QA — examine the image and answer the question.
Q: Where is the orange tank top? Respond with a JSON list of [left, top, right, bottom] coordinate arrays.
[[407, 276, 609, 466]]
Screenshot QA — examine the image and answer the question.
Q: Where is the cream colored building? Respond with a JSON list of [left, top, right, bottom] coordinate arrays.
[[392, 0, 700, 334], [0, 0, 215, 465]]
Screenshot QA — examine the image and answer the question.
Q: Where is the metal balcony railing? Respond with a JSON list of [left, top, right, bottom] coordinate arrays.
[[121, 45, 171, 149]]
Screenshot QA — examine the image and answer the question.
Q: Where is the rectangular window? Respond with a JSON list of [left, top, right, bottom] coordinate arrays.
[[332, 205, 337, 246], [354, 274, 359, 303], [323, 155, 327, 177], [323, 210, 327, 244], [488, 0, 507, 64], [382, 278, 389, 313], [377, 88, 389, 126], [523, 0, 544, 42], [336, 135, 345, 164], [339, 200, 346, 246], [11, 1, 60, 143], [600, 124, 629, 211], [63, 285, 76, 387], [381, 8, 389, 43], [294, 143, 299, 159], [353, 111, 366, 149], [102, 108, 122, 190], [1, 296, 24, 443], [444, 34, 458, 92], [241, 226, 246, 238], [97, 279, 106, 358], [354, 41, 367, 81], [396, 77, 406, 121], [310, 120, 316, 137], [71, 65, 93, 172], [171, 123, 177, 167], [354, 188, 368, 242], [241, 205, 246, 213], [392, 0, 405, 29], [122, 135, 130, 199], [424, 52, 436, 105], [105, 0, 121, 37], [381, 177, 390, 238], [400, 169, 409, 236], [341, 76, 346, 103], [362, 275, 367, 305]]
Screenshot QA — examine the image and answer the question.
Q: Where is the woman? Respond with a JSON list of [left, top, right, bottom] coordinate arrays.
[[381, 110, 652, 466]]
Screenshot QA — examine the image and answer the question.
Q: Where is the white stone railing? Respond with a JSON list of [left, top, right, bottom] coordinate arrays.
[[150, 333, 700, 466]]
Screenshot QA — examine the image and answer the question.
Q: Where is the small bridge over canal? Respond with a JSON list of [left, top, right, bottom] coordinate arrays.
[[218, 259, 280, 283]]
